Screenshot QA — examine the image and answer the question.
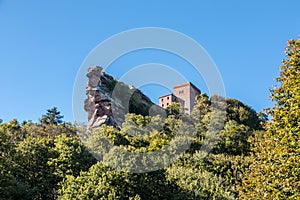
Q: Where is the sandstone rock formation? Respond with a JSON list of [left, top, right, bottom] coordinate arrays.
[[84, 66, 154, 129]]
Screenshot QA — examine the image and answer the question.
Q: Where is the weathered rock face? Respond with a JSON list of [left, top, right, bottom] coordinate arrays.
[[84, 66, 154, 128], [84, 66, 102, 121]]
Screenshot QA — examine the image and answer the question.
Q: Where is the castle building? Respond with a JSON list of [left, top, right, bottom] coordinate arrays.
[[159, 82, 201, 114]]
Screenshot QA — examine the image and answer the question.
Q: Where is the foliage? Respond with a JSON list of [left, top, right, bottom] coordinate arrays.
[[58, 162, 131, 200], [109, 80, 153, 117], [0, 87, 267, 199], [213, 120, 253, 155], [58, 162, 183, 200], [0, 109, 96, 199], [166, 102, 183, 117], [129, 91, 152, 116], [166, 159, 236, 199], [203, 153, 251, 198], [0, 120, 30, 199], [240, 38, 300, 199], [14, 136, 56, 199], [48, 134, 97, 182], [226, 98, 262, 130], [40, 107, 64, 125], [102, 73, 118, 91], [59, 94, 263, 199]]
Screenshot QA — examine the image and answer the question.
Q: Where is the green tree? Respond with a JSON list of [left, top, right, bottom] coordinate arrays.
[[240, 38, 300, 199], [0, 120, 31, 199], [58, 162, 130, 200], [193, 93, 211, 118], [58, 162, 179, 200], [0, 114, 96, 199], [166, 152, 236, 199], [166, 102, 183, 117], [40, 107, 64, 125], [13, 136, 56, 199], [226, 98, 262, 130], [213, 120, 253, 155], [48, 134, 97, 182]]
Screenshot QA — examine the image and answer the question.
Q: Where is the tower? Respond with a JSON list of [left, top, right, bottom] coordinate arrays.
[[158, 82, 201, 114], [173, 82, 200, 114]]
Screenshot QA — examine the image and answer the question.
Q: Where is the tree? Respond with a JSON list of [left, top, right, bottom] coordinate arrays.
[[166, 102, 182, 117], [58, 162, 179, 200], [0, 118, 96, 199], [226, 98, 262, 130], [40, 107, 64, 125], [48, 134, 97, 182], [0, 120, 31, 199], [213, 120, 253, 155], [13, 136, 56, 199], [166, 152, 236, 199], [240, 38, 300, 199]]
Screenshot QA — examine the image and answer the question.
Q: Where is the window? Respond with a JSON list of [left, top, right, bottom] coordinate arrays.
[[167, 96, 169, 100], [161, 99, 163, 102], [167, 103, 169, 106], [179, 90, 184, 94], [162, 104, 164, 107]]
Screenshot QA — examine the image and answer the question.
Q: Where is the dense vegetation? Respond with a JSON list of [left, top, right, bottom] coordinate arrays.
[[239, 38, 300, 199], [0, 38, 299, 199]]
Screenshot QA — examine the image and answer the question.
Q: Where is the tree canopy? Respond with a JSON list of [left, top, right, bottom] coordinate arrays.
[[240, 38, 300, 199], [40, 107, 64, 125]]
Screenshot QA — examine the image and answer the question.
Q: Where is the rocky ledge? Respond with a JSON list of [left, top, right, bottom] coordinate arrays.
[[84, 66, 154, 129]]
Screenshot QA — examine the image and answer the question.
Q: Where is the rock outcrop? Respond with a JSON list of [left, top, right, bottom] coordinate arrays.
[[84, 66, 154, 129]]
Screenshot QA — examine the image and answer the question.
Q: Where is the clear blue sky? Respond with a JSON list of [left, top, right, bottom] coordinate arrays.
[[0, 0, 299, 123]]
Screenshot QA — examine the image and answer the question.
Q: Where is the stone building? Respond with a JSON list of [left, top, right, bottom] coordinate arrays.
[[159, 82, 201, 114]]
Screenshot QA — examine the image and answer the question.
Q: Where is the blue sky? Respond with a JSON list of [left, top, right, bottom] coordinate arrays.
[[0, 0, 299, 123]]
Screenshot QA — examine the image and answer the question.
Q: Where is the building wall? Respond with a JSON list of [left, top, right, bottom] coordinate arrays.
[[158, 82, 201, 114], [173, 82, 200, 114], [159, 94, 174, 109], [189, 83, 201, 114], [174, 83, 190, 113]]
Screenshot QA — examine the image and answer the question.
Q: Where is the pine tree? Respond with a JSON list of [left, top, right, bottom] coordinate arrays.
[[40, 107, 64, 125]]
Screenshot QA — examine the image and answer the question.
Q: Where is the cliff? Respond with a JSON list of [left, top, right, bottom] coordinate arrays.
[[84, 66, 154, 128]]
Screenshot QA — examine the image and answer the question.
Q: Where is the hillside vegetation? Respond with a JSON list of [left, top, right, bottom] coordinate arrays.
[[0, 38, 299, 199]]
